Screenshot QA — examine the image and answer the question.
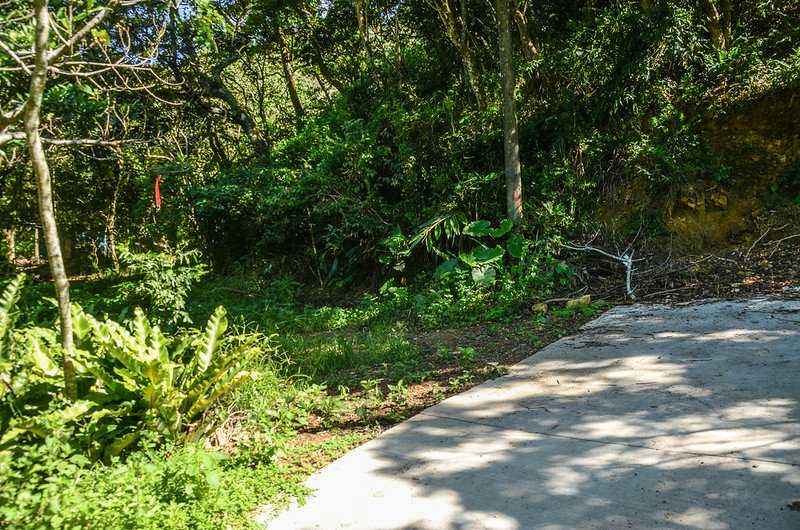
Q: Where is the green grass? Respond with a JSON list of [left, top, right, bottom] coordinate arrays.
[[1, 267, 605, 529]]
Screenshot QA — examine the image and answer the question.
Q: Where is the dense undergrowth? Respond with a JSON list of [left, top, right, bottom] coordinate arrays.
[[0, 246, 604, 529]]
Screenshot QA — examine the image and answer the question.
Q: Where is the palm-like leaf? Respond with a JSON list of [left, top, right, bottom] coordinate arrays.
[[74, 304, 262, 449], [0, 274, 24, 363], [194, 306, 227, 374]]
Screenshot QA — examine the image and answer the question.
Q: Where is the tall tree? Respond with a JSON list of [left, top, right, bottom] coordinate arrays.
[[273, 15, 305, 121], [698, 0, 732, 50], [431, 0, 487, 109], [2, 0, 168, 399], [354, 0, 381, 84], [496, 0, 523, 221], [513, 0, 538, 60], [25, 0, 78, 399]]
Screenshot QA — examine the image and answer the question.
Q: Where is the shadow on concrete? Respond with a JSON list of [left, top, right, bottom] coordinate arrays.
[[269, 300, 800, 529]]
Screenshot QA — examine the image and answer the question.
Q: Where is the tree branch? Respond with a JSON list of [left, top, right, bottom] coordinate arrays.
[[43, 137, 144, 146], [563, 243, 641, 301], [1, 130, 143, 147], [0, 38, 32, 74], [0, 131, 25, 145], [0, 103, 26, 131], [47, 0, 147, 64]]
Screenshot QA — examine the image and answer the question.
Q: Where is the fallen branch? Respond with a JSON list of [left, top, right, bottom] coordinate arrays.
[[745, 223, 789, 259], [563, 243, 639, 301], [768, 233, 800, 258], [640, 286, 694, 299]]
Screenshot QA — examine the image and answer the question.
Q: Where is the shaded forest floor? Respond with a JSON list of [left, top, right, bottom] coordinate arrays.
[[577, 226, 800, 304]]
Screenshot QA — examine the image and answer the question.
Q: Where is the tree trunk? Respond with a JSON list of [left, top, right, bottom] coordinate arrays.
[[310, 51, 344, 93], [26, 0, 78, 400], [699, 0, 730, 50], [33, 226, 40, 263], [3, 228, 15, 265], [432, 0, 486, 109], [393, 0, 404, 74], [274, 18, 305, 122], [513, 1, 538, 60], [106, 163, 124, 273], [497, 0, 523, 221], [192, 51, 270, 158], [721, 0, 732, 49], [354, 0, 381, 85]]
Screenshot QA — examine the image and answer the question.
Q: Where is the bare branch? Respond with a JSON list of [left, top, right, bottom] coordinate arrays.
[[47, 0, 140, 64], [563, 243, 641, 301], [1, 130, 144, 147], [43, 137, 144, 146], [0, 38, 33, 74], [49, 66, 114, 77], [0, 131, 25, 145], [0, 12, 34, 27], [0, 103, 27, 131]]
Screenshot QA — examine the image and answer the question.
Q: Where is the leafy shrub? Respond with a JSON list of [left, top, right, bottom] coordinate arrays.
[[1, 296, 263, 463], [118, 246, 207, 327], [0, 437, 305, 530], [69, 305, 262, 456], [0, 274, 24, 382]]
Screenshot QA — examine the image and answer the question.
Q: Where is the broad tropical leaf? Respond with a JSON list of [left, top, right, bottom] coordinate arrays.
[[463, 220, 491, 237], [471, 265, 497, 287], [195, 306, 227, 373], [460, 246, 505, 267]]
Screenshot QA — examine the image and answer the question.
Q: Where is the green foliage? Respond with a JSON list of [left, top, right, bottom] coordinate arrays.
[[69, 305, 261, 455], [0, 437, 306, 530], [626, 105, 728, 184], [0, 274, 24, 380], [118, 246, 208, 327]]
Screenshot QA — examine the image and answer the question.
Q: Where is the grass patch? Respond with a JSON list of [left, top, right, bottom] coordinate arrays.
[[2, 268, 607, 529]]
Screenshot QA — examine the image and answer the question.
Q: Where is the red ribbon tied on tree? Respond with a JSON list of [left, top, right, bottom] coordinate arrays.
[[154, 176, 162, 210]]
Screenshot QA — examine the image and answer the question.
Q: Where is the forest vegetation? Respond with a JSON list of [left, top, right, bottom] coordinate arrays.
[[1, 0, 799, 527]]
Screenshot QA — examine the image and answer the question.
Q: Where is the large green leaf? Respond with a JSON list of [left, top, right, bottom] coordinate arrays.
[[195, 306, 227, 374], [104, 432, 140, 459], [491, 219, 514, 238], [459, 246, 505, 267], [0, 400, 92, 447], [0, 274, 24, 361], [463, 220, 491, 237], [507, 233, 528, 259], [28, 335, 60, 377], [471, 265, 497, 287], [434, 258, 459, 278]]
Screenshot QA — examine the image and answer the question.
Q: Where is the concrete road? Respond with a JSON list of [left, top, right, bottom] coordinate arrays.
[[266, 300, 800, 529]]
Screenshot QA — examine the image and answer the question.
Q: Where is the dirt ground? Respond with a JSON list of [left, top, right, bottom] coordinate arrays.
[[285, 217, 800, 463]]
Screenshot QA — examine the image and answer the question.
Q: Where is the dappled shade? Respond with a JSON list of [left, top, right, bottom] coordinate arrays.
[[268, 300, 800, 529]]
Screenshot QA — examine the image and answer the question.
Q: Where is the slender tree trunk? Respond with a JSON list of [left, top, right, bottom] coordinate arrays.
[[721, 0, 731, 49], [206, 120, 231, 168], [497, 0, 523, 221], [312, 70, 334, 102], [106, 163, 124, 273], [699, 0, 730, 50], [432, 0, 486, 109], [310, 51, 344, 93], [354, 0, 381, 85], [513, 1, 538, 60], [393, 0, 403, 74], [26, 0, 78, 400], [3, 228, 14, 264], [274, 18, 305, 122], [33, 226, 40, 263]]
